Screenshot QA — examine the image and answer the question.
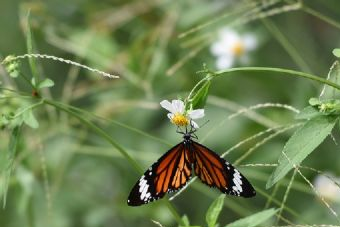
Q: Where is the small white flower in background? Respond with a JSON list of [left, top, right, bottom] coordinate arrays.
[[313, 173, 340, 202], [160, 99, 204, 128], [210, 28, 257, 70]]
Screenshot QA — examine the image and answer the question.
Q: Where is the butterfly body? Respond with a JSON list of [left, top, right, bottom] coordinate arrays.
[[127, 131, 255, 206]]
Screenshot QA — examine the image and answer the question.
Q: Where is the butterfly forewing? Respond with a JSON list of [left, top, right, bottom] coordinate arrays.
[[191, 141, 256, 197], [127, 143, 192, 206]]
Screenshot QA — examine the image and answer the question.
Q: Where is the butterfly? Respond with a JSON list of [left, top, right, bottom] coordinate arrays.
[[127, 126, 256, 206]]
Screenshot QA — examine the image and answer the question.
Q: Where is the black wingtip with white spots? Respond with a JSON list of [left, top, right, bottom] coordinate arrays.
[[227, 165, 256, 198]]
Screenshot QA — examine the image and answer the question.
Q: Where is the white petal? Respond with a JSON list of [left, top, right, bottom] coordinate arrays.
[[219, 28, 238, 40], [172, 100, 185, 114], [219, 29, 240, 47], [167, 113, 174, 120], [243, 34, 257, 50], [216, 56, 234, 70], [210, 41, 229, 56], [188, 109, 204, 119], [191, 120, 199, 129], [160, 100, 175, 113]]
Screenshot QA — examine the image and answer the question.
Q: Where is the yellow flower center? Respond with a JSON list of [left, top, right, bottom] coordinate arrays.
[[171, 113, 189, 127], [232, 41, 245, 56]]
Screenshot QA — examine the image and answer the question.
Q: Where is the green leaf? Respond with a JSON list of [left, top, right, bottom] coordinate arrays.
[[321, 61, 340, 99], [191, 80, 210, 109], [38, 78, 55, 89], [181, 215, 190, 227], [225, 208, 277, 227], [23, 109, 39, 129], [24, 11, 39, 82], [31, 77, 36, 86], [3, 55, 20, 78], [309, 97, 321, 106], [16, 166, 34, 214], [266, 116, 338, 188], [179, 215, 201, 227], [333, 48, 340, 58], [0, 126, 21, 207], [295, 106, 323, 120], [206, 194, 225, 227]]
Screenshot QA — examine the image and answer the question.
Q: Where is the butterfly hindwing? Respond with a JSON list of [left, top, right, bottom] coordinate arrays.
[[191, 141, 256, 197], [127, 142, 192, 206]]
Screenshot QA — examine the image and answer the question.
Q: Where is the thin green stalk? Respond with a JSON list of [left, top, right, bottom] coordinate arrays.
[[302, 6, 340, 30], [44, 99, 143, 173], [24, 11, 40, 83], [43, 99, 184, 225], [187, 76, 211, 102], [214, 67, 340, 91], [11, 100, 43, 118], [262, 18, 311, 72], [47, 100, 172, 147], [264, 182, 280, 209]]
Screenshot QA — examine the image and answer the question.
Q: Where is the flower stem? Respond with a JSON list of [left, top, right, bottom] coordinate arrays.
[[214, 67, 340, 91]]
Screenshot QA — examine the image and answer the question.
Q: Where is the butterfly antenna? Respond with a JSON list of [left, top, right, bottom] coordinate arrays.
[[199, 120, 210, 129], [176, 126, 185, 134]]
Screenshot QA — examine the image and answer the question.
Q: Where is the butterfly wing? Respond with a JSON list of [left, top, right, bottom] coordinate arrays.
[[191, 141, 256, 197], [127, 142, 192, 206]]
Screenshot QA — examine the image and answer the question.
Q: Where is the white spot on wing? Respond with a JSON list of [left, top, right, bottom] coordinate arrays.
[[139, 176, 147, 193], [232, 169, 243, 194]]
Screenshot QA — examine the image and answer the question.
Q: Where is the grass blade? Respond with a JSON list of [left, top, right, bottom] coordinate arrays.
[[224, 208, 277, 227], [206, 194, 225, 227], [0, 126, 21, 208]]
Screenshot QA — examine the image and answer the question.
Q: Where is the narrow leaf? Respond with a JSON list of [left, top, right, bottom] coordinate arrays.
[[333, 48, 340, 58], [24, 11, 39, 82], [191, 80, 210, 109], [206, 194, 225, 227], [225, 208, 277, 227], [295, 106, 322, 120], [0, 126, 21, 207], [180, 215, 190, 227], [23, 109, 39, 129], [321, 61, 340, 99], [309, 97, 321, 106], [266, 116, 338, 188], [38, 78, 54, 89]]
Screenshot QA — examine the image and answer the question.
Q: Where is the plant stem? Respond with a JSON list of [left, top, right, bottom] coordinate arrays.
[[44, 99, 143, 173], [214, 67, 340, 91], [302, 6, 340, 30]]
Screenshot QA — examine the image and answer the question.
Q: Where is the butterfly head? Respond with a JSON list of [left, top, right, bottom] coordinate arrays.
[[177, 122, 198, 142]]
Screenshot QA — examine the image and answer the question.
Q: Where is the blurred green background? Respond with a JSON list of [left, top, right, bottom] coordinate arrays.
[[1, 0, 340, 227]]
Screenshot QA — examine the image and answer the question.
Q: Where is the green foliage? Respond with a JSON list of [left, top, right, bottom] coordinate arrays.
[[22, 109, 39, 129], [321, 61, 340, 99], [2, 55, 20, 78], [180, 215, 200, 227], [224, 208, 277, 227], [266, 115, 338, 188], [190, 80, 211, 110], [1, 1, 340, 227], [0, 126, 21, 207], [268, 60, 340, 188], [32, 77, 55, 89], [206, 194, 225, 227], [333, 48, 340, 58]]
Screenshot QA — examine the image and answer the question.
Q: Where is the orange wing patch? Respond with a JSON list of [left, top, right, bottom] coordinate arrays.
[[154, 143, 192, 195], [192, 142, 228, 189]]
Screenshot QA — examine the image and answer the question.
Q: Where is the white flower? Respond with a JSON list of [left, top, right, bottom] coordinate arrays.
[[210, 28, 257, 70], [160, 99, 204, 128], [313, 173, 340, 202]]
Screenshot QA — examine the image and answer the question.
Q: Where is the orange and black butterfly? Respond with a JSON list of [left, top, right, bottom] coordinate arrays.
[[127, 126, 256, 206]]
